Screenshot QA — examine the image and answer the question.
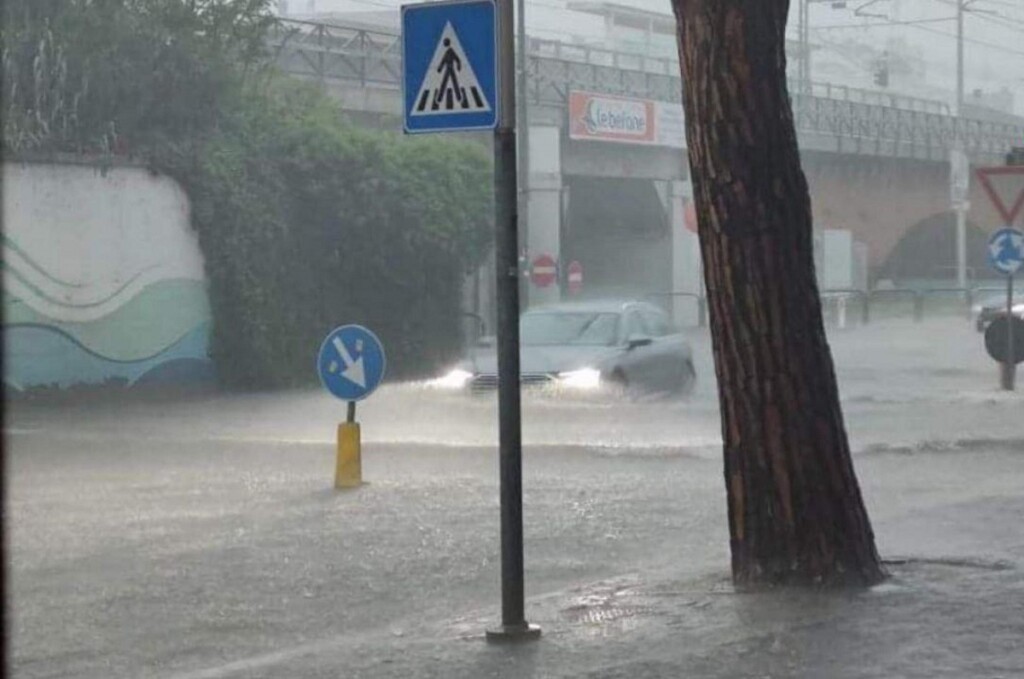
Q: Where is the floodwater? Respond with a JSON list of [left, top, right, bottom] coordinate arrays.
[[6, 317, 1024, 678], [10, 317, 1022, 454]]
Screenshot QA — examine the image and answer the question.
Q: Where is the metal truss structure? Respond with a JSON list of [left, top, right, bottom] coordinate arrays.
[[267, 19, 1022, 161]]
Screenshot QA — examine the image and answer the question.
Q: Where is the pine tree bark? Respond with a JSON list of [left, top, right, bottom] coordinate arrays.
[[670, 0, 886, 586]]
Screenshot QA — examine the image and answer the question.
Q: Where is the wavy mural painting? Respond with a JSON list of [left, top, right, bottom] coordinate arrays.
[[3, 163, 213, 390], [4, 323, 213, 389]]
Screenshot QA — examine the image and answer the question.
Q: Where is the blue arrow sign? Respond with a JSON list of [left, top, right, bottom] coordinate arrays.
[[402, 0, 498, 134], [317, 325, 387, 401], [988, 227, 1024, 276]]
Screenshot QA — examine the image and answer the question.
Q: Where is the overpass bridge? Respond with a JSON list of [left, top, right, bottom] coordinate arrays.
[[267, 18, 1020, 161], [267, 18, 1024, 314]]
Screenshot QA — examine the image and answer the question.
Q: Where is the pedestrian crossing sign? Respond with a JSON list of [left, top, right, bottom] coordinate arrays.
[[402, 0, 498, 133]]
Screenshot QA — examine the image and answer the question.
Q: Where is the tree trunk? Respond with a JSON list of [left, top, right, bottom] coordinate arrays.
[[670, 0, 886, 587]]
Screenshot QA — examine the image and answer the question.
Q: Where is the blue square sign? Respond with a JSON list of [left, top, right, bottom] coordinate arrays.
[[402, 0, 498, 134]]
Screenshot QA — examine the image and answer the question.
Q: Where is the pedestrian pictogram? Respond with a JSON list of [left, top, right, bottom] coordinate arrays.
[[317, 325, 387, 402], [988, 227, 1024, 276], [411, 23, 490, 115], [402, 0, 498, 134]]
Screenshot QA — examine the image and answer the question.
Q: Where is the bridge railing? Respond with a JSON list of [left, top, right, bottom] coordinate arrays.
[[530, 36, 951, 117], [267, 18, 1024, 158], [269, 18, 950, 115], [794, 81, 949, 116], [528, 37, 678, 76], [267, 19, 401, 87]]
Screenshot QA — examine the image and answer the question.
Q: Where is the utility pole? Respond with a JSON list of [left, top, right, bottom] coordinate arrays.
[[797, 0, 809, 94], [952, 0, 968, 290], [516, 0, 530, 307], [486, 0, 540, 643]]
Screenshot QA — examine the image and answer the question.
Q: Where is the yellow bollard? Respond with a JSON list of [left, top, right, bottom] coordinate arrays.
[[335, 421, 362, 488]]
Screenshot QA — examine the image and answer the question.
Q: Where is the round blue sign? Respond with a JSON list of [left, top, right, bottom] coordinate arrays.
[[988, 227, 1024, 276], [316, 325, 387, 401]]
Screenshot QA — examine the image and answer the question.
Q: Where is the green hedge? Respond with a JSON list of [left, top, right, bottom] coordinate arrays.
[[162, 85, 493, 388], [4, 1, 493, 389]]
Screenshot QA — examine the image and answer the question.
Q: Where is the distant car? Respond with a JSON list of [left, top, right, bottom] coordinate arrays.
[[973, 291, 1024, 332], [435, 300, 696, 396]]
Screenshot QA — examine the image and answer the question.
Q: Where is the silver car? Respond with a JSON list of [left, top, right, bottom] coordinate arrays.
[[437, 300, 696, 396]]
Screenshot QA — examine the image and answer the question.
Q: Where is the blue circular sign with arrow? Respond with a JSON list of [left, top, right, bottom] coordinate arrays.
[[317, 325, 387, 401], [988, 227, 1024, 276]]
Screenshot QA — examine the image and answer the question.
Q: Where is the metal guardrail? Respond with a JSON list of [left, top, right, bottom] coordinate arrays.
[[920, 288, 972, 321], [267, 19, 401, 87], [531, 36, 950, 116], [794, 81, 949, 116], [831, 287, 1006, 324], [822, 289, 870, 325], [865, 288, 921, 322], [648, 286, 1003, 328], [268, 18, 1024, 159], [645, 291, 707, 327]]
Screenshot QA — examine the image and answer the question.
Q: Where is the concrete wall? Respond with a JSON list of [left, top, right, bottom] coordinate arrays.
[[3, 160, 213, 391], [525, 126, 564, 307], [803, 153, 1006, 280]]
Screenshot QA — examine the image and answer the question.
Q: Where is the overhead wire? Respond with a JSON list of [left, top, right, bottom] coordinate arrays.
[[807, 15, 956, 30], [963, 11, 1024, 31], [925, 0, 1024, 26], [904, 21, 1024, 56], [797, 0, 1024, 56]]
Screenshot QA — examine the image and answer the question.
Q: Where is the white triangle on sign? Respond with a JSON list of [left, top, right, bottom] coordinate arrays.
[[410, 22, 491, 117], [977, 167, 1024, 225]]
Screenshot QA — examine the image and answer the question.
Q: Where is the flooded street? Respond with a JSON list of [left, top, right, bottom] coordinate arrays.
[[6, 318, 1024, 678], [7, 0, 1024, 674], [10, 318, 1022, 453]]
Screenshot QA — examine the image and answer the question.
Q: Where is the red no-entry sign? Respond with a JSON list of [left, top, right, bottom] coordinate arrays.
[[567, 260, 583, 295], [531, 254, 557, 288]]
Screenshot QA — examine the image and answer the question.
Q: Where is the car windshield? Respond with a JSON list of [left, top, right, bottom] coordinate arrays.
[[520, 312, 619, 346]]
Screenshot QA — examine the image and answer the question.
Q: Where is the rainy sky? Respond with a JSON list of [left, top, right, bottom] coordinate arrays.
[[282, 0, 1024, 115]]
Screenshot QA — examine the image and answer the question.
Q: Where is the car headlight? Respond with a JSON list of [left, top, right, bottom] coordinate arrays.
[[557, 367, 602, 389], [434, 368, 474, 389]]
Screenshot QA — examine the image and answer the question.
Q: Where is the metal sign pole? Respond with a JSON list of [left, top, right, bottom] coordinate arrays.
[[1004, 274, 1016, 391], [486, 0, 539, 642]]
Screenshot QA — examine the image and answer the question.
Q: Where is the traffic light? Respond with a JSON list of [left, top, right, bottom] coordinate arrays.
[[1007, 146, 1024, 166]]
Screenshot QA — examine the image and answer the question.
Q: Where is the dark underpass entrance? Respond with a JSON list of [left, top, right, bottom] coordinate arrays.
[[563, 176, 671, 300]]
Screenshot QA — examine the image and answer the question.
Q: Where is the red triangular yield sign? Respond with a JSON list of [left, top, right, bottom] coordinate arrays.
[[976, 166, 1024, 225]]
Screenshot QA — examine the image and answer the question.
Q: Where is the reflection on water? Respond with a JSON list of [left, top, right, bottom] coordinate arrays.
[[6, 319, 1023, 457]]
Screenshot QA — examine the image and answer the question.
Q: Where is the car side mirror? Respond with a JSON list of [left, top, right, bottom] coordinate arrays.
[[626, 335, 653, 350], [477, 335, 496, 348]]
